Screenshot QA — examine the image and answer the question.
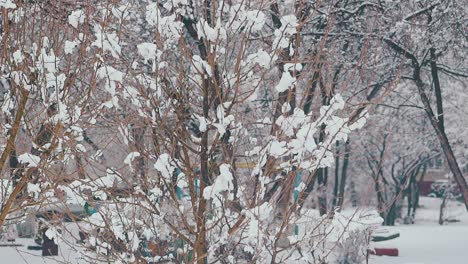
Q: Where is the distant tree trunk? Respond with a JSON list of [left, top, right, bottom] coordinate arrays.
[[332, 141, 340, 208], [317, 167, 328, 216], [386, 162, 400, 226], [386, 201, 397, 225], [413, 162, 427, 218], [298, 172, 317, 210], [367, 135, 389, 223], [427, 48, 468, 211], [420, 58, 468, 211], [374, 175, 387, 223], [297, 71, 320, 209], [350, 180, 358, 207], [338, 139, 350, 210], [317, 80, 331, 215], [405, 165, 421, 224], [385, 40, 468, 210], [439, 194, 447, 225]]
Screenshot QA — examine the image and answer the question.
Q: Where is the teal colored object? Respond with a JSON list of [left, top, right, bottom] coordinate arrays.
[[176, 186, 183, 200], [173, 239, 193, 263], [293, 171, 302, 236], [195, 178, 199, 196], [140, 241, 152, 257], [173, 168, 200, 202], [84, 202, 97, 216], [174, 168, 183, 200], [293, 171, 302, 202]]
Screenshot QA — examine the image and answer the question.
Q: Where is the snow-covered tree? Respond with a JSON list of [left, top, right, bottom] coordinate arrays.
[[1, 0, 466, 263]]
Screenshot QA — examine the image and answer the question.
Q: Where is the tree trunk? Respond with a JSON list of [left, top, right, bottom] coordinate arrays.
[[0, 90, 29, 178], [194, 76, 210, 264], [316, 76, 331, 215], [332, 141, 340, 208], [0, 90, 29, 228], [439, 194, 447, 225], [338, 139, 350, 210], [318, 167, 328, 216], [413, 163, 427, 218], [386, 39, 468, 211], [374, 176, 386, 223], [414, 62, 468, 211], [350, 180, 358, 207]]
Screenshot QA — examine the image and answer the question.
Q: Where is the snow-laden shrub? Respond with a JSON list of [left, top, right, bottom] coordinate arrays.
[[1, 0, 418, 263]]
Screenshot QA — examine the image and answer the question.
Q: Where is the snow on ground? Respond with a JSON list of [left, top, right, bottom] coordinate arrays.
[[371, 197, 468, 264], [370, 224, 468, 264], [0, 223, 84, 264], [0, 197, 466, 263], [0, 238, 80, 264]]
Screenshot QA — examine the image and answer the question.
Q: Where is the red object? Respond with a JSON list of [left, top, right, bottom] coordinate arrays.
[[419, 181, 433, 196], [370, 248, 399, 257]]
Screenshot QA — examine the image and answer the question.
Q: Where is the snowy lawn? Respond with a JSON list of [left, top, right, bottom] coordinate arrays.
[[0, 222, 84, 264], [0, 238, 80, 264], [371, 197, 468, 264], [370, 224, 468, 264]]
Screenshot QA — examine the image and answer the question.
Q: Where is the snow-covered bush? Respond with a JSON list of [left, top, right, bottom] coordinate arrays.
[[3, 0, 466, 263]]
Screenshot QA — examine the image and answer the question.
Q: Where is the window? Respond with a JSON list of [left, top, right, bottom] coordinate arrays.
[[428, 154, 443, 170]]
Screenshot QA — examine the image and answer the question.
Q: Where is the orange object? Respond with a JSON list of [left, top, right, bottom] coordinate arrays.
[[147, 240, 168, 256]]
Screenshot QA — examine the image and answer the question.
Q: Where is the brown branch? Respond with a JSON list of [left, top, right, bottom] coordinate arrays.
[[0, 90, 29, 177], [0, 168, 33, 227]]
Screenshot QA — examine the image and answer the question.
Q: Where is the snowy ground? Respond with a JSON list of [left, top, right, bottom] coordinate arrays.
[[0, 197, 466, 263], [0, 237, 80, 264], [0, 223, 84, 264], [370, 197, 468, 264], [370, 225, 468, 264]]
